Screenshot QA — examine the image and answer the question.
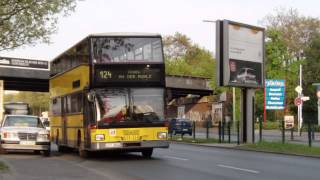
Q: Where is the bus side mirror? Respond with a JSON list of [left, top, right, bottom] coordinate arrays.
[[87, 93, 95, 102]]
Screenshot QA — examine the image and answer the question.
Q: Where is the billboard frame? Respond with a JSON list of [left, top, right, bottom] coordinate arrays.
[[216, 19, 265, 88]]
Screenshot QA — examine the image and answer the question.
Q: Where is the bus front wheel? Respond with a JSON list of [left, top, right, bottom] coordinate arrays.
[[141, 148, 153, 158]]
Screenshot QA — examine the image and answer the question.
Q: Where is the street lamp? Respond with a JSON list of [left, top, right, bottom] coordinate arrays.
[[203, 20, 216, 23]]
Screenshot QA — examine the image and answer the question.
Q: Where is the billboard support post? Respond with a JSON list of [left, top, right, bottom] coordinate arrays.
[[240, 88, 255, 143]]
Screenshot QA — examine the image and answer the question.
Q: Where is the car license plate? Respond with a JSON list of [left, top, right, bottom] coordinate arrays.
[[183, 129, 188, 131], [20, 141, 35, 145]]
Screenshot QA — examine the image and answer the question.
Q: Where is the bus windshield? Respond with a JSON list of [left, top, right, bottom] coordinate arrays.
[[94, 88, 164, 126], [91, 37, 163, 63]]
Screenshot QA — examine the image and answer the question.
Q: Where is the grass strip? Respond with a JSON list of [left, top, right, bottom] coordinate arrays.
[[0, 161, 9, 171], [241, 141, 320, 156], [170, 135, 219, 144]]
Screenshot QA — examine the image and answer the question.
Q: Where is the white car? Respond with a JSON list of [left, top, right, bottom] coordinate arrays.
[[0, 115, 50, 156], [236, 68, 258, 84]]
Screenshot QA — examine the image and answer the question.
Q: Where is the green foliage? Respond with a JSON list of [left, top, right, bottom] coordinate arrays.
[[0, 0, 78, 51], [163, 32, 192, 60], [257, 8, 320, 118], [163, 33, 217, 91], [4, 91, 49, 116], [302, 33, 320, 120], [0, 161, 9, 171]]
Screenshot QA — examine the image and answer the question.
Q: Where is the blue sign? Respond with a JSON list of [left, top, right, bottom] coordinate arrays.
[[265, 79, 285, 110]]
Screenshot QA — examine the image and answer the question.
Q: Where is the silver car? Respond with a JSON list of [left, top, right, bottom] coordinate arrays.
[[0, 115, 50, 156]]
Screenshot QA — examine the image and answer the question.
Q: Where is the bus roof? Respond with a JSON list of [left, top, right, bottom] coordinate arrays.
[[88, 32, 161, 37]]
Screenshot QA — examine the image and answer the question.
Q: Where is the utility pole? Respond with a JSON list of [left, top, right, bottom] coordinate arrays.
[[298, 64, 303, 134]]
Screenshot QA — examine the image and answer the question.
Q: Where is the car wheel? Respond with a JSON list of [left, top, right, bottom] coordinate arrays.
[[58, 145, 69, 153], [79, 148, 89, 158], [34, 150, 41, 155], [189, 132, 192, 136], [141, 148, 153, 158], [0, 146, 7, 154], [43, 150, 50, 157], [173, 130, 176, 135]]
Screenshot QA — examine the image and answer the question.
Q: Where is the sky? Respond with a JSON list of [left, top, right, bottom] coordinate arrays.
[[1, 0, 320, 61]]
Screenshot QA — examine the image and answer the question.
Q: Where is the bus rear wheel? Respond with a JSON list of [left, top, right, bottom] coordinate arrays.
[[79, 148, 89, 158], [141, 148, 153, 158]]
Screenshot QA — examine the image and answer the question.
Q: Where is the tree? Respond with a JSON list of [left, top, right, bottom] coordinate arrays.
[[4, 91, 50, 116], [164, 33, 216, 85], [0, 0, 78, 51], [163, 32, 193, 60], [302, 33, 320, 122], [260, 8, 320, 115], [262, 8, 320, 59]]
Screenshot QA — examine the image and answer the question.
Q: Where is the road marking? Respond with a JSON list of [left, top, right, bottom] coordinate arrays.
[[163, 155, 189, 161], [217, 164, 260, 174]]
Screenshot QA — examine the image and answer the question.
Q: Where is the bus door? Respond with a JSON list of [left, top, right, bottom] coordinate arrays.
[[61, 96, 68, 145], [83, 91, 94, 148]]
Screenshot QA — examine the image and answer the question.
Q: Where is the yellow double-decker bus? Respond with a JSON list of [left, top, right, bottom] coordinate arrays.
[[50, 33, 169, 157]]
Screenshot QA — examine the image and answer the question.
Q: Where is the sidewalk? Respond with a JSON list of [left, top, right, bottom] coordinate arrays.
[[170, 140, 320, 159], [190, 127, 320, 146]]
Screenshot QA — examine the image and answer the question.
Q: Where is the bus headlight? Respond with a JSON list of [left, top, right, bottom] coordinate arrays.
[[95, 134, 105, 141], [157, 132, 167, 139]]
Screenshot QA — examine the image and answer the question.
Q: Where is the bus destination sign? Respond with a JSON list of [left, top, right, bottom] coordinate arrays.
[[94, 66, 161, 83]]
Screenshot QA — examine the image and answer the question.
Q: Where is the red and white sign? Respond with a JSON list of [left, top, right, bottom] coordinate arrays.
[[294, 97, 302, 106]]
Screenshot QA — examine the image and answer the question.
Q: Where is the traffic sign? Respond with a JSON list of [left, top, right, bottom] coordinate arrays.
[[301, 96, 310, 101], [294, 97, 302, 106], [284, 116, 294, 129], [295, 86, 302, 94]]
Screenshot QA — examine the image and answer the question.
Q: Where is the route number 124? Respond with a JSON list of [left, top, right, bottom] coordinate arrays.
[[99, 71, 112, 79]]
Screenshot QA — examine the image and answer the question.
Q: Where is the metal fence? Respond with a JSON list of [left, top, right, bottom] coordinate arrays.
[[169, 120, 320, 147]]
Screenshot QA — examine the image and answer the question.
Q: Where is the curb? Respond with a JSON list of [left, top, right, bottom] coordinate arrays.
[[170, 141, 320, 159]]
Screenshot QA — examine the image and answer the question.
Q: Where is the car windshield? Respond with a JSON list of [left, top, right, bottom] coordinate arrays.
[[3, 116, 44, 128], [177, 119, 191, 126], [94, 88, 164, 126], [247, 69, 256, 75]]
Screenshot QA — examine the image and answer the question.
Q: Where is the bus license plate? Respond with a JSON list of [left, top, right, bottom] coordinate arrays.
[[20, 141, 35, 145], [123, 135, 139, 141]]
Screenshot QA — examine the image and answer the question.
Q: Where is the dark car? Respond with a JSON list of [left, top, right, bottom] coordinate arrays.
[[169, 118, 192, 136]]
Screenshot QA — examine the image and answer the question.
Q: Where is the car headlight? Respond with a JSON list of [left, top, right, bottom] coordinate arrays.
[[95, 134, 105, 141], [157, 132, 167, 139], [38, 134, 50, 140], [3, 132, 18, 139]]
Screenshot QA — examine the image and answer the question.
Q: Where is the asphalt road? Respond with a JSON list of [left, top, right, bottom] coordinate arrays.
[[1, 143, 320, 180]]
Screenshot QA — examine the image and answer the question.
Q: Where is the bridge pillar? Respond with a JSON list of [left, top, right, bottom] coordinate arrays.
[[0, 80, 3, 122]]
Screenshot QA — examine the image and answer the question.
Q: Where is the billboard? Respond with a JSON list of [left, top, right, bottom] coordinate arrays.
[[216, 20, 265, 88], [265, 79, 286, 110]]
